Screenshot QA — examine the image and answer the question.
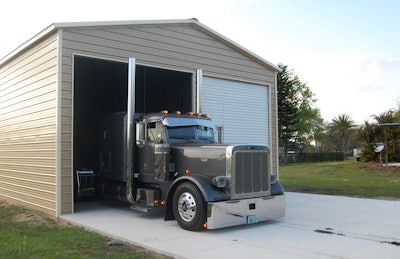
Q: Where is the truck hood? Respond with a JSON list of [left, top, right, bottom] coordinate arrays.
[[171, 144, 228, 178]]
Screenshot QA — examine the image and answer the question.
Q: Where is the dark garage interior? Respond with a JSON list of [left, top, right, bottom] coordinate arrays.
[[73, 55, 193, 182]]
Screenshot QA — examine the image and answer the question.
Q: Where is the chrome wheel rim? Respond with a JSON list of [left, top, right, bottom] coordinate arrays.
[[177, 192, 197, 222]]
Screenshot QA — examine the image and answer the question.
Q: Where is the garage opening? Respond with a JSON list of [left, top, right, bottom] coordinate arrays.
[[73, 55, 192, 200]]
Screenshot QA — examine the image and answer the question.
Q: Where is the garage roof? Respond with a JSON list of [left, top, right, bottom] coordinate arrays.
[[0, 19, 280, 72]]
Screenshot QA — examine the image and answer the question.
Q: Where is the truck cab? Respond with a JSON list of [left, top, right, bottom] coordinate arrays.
[[135, 111, 216, 182]]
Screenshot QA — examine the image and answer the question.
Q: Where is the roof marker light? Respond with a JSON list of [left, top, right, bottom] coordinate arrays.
[[162, 110, 169, 115], [189, 112, 194, 117], [176, 111, 181, 116]]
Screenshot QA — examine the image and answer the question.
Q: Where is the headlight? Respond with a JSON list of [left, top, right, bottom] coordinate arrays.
[[212, 176, 230, 188]]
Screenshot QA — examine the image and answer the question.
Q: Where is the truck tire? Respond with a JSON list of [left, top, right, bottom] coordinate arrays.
[[172, 182, 207, 231]]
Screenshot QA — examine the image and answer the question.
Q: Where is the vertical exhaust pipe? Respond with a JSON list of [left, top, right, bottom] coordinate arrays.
[[196, 69, 202, 113], [126, 57, 136, 204]]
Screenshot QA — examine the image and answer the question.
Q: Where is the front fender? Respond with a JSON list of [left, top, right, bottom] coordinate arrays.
[[271, 179, 285, 195], [164, 175, 229, 221]]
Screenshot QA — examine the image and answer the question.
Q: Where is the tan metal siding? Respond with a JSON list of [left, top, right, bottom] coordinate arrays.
[[0, 34, 58, 216], [61, 25, 275, 84], [59, 60, 73, 214], [270, 81, 279, 175]]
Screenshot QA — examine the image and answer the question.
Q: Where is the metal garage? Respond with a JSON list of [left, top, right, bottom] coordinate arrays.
[[0, 19, 280, 218]]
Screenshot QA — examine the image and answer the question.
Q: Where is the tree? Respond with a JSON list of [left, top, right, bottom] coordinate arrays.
[[297, 106, 324, 148], [371, 110, 400, 161], [277, 63, 320, 163], [355, 108, 400, 162], [309, 113, 326, 149], [329, 114, 357, 155], [356, 121, 379, 161]]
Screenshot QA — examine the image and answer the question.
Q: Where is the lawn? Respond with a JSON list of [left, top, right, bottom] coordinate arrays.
[[0, 202, 168, 258], [279, 159, 400, 199]]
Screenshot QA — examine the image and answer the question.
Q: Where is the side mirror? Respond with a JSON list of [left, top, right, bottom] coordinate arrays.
[[136, 122, 146, 147], [216, 126, 223, 144]]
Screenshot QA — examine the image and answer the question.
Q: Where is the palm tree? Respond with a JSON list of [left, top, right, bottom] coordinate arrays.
[[372, 110, 397, 124], [330, 114, 357, 155]]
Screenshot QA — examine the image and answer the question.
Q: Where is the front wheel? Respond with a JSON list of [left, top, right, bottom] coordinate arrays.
[[172, 182, 207, 231]]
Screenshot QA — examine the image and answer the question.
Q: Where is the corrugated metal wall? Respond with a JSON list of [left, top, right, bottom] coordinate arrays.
[[0, 33, 58, 216]]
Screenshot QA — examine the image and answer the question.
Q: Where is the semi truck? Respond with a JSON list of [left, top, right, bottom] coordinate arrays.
[[91, 109, 285, 231]]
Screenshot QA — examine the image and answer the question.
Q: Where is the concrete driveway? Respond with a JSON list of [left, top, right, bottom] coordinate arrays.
[[61, 193, 400, 258]]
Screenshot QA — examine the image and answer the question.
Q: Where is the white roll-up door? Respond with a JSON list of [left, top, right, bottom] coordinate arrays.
[[201, 77, 269, 146]]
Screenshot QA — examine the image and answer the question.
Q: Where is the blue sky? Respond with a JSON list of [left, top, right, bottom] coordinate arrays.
[[1, 0, 399, 123]]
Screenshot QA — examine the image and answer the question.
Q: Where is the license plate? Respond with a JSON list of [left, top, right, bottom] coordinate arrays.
[[247, 215, 258, 224]]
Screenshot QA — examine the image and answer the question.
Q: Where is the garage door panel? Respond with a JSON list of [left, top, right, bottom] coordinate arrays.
[[202, 77, 269, 146]]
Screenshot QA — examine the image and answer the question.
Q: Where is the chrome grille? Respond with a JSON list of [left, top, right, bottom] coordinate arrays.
[[231, 149, 270, 199]]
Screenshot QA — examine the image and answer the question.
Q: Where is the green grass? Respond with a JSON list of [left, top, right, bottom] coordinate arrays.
[[0, 203, 167, 258], [279, 160, 400, 199]]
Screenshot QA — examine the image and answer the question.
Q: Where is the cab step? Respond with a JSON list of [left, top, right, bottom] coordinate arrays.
[[130, 188, 163, 213]]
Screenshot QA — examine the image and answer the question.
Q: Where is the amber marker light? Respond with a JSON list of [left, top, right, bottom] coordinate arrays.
[[203, 223, 208, 229], [176, 111, 181, 116], [162, 110, 169, 115], [204, 114, 209, 118], [185, 169, 192, 176], [197, 113, 202, 117], [189, 112, 194, 117], [154, 200, 166, 205]]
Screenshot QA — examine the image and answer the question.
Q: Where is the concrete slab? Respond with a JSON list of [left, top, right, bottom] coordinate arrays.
[[61, 193, 400, 258]]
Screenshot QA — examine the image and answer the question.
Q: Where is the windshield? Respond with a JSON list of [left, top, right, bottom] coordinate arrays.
[[167, 125, 215, 144]]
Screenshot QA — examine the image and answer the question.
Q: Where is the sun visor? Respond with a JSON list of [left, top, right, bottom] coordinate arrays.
[[163, 117, 215, 128]]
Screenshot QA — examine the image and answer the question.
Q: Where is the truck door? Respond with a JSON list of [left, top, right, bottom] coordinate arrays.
[[140, 121, 166, 182]]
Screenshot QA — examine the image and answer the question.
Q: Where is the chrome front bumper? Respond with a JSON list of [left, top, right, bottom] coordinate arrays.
[[206, 195, 285, 230]]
